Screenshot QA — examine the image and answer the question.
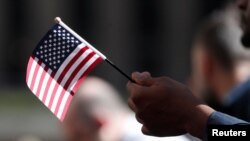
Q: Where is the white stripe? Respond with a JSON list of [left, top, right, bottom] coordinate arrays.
[[32, 63, 45, 94], [44, 45, 87, 106], [69, 54, 99, 91], [38, 69, 52, 100], [54, 43, 86, 80], [57, 55, 99, 118], [50, 49, 92, 112], [50, 84, 64, 112], [27, 58, 39, 87], [45, 78, 57, 106], [57, 90, 71, 119], [56, 91, 71, 119]]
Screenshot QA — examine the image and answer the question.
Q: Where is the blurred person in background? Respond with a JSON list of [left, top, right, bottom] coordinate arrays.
[[63, 89, 101, 141], [190, 3, 250, 121], [64, 77, 199, 141]]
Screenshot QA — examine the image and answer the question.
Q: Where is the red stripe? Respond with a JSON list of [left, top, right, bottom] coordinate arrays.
[[48, 46, 88, 108], [71, 57, 103, 94], [36, 66, 49, 97], [57, 46, 88, 84], [26, 56, 35, 83], [30, 60, 42, 91], [53, 52, 95, 115], [42, 72, 55, 103], [63, 52, 95, 91], [59, 95, 72, 121]]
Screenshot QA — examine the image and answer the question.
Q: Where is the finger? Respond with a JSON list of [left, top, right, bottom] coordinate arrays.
[[127, 81, 144, 95], [141, 71, 151, 77], [131, 72, 154, 86], [141, 125, 152, 136], [127, 81, 149, 102], [128, 98, 137, 112], [135, 113, 144, 124], [127, 81, 136, 95], [126, 81, 132, 91]]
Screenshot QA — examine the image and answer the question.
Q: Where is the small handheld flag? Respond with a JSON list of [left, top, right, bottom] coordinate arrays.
[[26, 17, 133, 121]]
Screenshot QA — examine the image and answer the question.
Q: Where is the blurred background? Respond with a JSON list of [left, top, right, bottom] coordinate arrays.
[[0, 0, 228, 141]]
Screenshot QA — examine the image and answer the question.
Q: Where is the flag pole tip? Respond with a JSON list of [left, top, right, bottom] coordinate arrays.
[[54, 17, 62, 24]]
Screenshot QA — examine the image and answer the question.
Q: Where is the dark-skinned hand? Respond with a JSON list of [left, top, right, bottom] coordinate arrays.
[[127, 72, 214, 139]]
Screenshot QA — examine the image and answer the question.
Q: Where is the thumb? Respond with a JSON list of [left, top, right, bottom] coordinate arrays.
[[131, 72, 154, 86]]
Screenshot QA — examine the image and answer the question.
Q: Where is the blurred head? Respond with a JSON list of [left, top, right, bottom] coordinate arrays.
[[63, 93, 101, 141], [64, 77, 129, 141], [190, 4, 250, 104], [236, 0, 250, 47]]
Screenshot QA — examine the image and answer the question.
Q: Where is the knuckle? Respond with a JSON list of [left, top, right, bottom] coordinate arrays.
[[127, 86, 138, 99], [135, 113, 144, 124], [135, 108, 146, 120], [127, 98, 136, 112], [131, 72, 139, 79], [126, 82, 133, 92], [130, 89, 142, 102], [141, 126, 151, 135], [126, 82, 130, 88], [132, 94, 142, 104]]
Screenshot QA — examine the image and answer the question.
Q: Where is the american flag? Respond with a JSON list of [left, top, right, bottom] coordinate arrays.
[[26, 24, 103, 121]]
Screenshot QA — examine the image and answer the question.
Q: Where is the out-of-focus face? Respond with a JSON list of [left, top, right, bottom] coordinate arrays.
[[190, 42, 229, 108], [236, 0, 250, 46], [63, 103, 100, 141], [190, 42, 221, 102], [190, 43, 207, 98]]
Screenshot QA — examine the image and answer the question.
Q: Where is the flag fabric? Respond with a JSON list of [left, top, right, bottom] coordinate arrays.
[[26, 24, 103, 121]]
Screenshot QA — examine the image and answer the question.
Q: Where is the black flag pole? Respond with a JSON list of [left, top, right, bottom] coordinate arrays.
[[105, 59, 135, 83], [55, 17, 135, 83]]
